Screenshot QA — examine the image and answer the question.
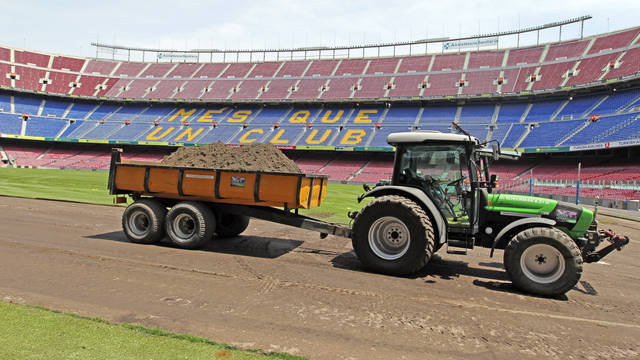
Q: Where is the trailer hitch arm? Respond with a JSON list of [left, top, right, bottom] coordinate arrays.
[[583, 230, 630, 263]]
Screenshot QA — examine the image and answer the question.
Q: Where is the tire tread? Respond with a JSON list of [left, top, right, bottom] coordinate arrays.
[[505, 227, 583, 296], [352, 195, 435, 275]]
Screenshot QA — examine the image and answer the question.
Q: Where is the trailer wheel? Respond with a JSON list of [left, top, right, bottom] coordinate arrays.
[[122, 198, 167, 244], [352, 195, 435, 275], [214, 212, 250, 238], [504, 227, 583, 296], [165, 202, 215, 249]]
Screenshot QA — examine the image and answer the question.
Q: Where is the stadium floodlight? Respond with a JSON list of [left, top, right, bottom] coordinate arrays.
[[295, 46, 330, 51]]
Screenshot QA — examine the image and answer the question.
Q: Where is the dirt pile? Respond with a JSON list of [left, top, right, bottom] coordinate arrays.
[[160, 142, 302, 173]]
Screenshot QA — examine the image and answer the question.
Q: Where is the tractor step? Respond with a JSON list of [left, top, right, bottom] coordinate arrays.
[[446, 238, 472, 255], [446, 247, 468, 255]]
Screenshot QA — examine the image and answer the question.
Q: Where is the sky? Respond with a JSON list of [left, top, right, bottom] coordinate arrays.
[[1, 0, 639, 59]]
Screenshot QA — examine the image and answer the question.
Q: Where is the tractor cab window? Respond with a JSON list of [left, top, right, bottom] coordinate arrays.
[[398, 144, 471, 221]]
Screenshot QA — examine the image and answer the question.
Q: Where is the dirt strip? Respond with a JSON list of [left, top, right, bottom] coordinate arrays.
[[0, 196, 638, 359]]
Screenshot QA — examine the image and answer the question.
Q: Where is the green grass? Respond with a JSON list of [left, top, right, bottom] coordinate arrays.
[[0, 301, 302, 360], [300, 183, 371, 224], [0, 168, 115, 205]]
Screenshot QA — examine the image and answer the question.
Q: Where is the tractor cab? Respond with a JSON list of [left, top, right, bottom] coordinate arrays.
[[388, 131, 492, 250]]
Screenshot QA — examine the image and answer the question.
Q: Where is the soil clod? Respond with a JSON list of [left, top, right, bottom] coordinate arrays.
[[160, 142, 302, 173]]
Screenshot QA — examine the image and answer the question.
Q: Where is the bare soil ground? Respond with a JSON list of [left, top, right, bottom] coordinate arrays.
[[0, 196, 638, 359]]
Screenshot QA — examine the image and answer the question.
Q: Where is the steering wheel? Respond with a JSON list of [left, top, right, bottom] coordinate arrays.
[[444, 176, 466, 189]]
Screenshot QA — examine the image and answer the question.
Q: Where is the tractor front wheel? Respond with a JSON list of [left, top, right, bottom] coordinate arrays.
[[352, 195, 435, 275], [504, 227, 583, 296]]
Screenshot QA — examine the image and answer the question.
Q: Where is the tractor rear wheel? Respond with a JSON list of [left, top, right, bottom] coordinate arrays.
[[504, 227, 583, 296], [352, 195, 435, 275], [214, 212, 250, 238], [165, 202, 216, 249], [122, 198, 166, 244]]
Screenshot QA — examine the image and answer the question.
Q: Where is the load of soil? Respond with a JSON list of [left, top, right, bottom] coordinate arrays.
[[160, 142, 302, 173]]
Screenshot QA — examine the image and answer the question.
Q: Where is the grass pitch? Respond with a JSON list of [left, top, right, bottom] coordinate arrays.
[[0, 302, 301, 359], [0, 168, 114, 205]]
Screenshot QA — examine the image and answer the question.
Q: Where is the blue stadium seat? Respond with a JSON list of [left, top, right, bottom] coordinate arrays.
[[600, 115, 640, 142], [368, 125, 414, 147], [333, 126, 374, 147], [384, 107, 420, 124], [419, 106, 457, 124], [496, 103, 527, 123], [41, 99, 70, 117], [197, 125, 243, 144], [459, 104, 495, 124], [416, 123, 451, 133], [135, 106, 175, 122], [461, 124, 489, 141], [13, 96, 41, 115], [344, 108, 383, 126], [58, 120, 84, 139], [25, 117, 67, 137], [564, 113, 635, 145], [0, 94, 11, 112], [0, 113, 22, 135], [295, 125, 339, 146], [519, 120, 584, 147], [263, 126, 306, 145], [502, 124, 528, 148], [627, 97, 640, 111], [556, 96, 602, 119], [87, 104, 120, 120], [489, 124, 511, 143], [590, 88, 640, 115], [312, 107, 353, 126], [81, 122, 122, 139], [107, 106, 146, 121], [525, 100, 562, 121], [228, 125, 274, 144], [108, 123, 153, 141], [250, 108, 289, 124], [66, 103, 96, 119]]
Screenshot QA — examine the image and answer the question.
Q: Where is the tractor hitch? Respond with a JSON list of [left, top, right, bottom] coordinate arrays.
[[582, 229, 629, 263]]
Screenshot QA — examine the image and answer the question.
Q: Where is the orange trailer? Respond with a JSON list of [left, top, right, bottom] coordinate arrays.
[[108, 149, 350, 249]]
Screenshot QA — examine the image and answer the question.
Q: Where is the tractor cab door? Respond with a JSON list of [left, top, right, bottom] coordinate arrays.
[[395, 143, 475, 235]]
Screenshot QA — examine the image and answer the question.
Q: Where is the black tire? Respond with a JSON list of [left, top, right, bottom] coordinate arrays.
[[165, 202, 216, 249], [504, 227, 583, 296], [122, 198, 167, 244], [214, 212, 250, 238], [352, 195, 435, 275]]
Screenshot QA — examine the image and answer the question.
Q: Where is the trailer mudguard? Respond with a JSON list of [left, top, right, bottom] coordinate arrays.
[[490, 217, 557, 257], [360, 186, 447, 245]]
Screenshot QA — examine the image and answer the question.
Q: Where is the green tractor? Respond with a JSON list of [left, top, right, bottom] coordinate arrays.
[[350, 127, 629, 296]]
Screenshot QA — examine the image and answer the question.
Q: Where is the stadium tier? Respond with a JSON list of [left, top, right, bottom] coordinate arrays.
[[0, 27, 639, 102], [2, 87, 640, 149], [2, 25, 640, 204]]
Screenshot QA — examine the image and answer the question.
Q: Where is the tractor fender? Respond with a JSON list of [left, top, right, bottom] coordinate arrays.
[[490, 217, 556, 257], [360, 185, 447, 244]]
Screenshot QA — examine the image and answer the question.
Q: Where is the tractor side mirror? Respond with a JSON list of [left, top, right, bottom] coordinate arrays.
[[490, 174, 498, 188]]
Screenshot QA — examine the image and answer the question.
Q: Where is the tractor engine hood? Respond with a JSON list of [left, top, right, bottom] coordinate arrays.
[[486, 193, 594, 238]]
